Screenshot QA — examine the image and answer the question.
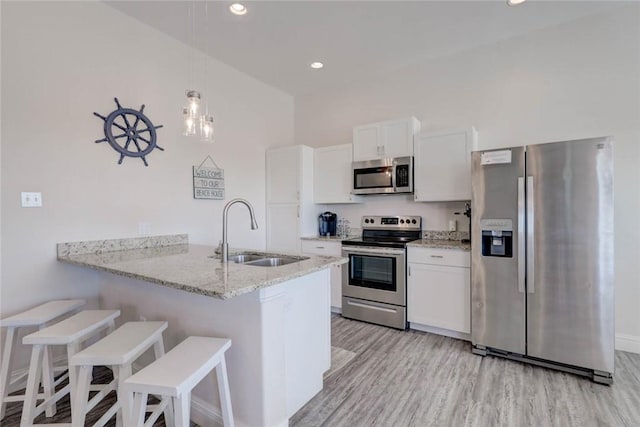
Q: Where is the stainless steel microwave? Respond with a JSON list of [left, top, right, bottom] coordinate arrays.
[[351, 156, 413, 195]]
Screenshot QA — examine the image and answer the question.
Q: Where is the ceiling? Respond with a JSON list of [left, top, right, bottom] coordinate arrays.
[[106, 1, 620, 97]]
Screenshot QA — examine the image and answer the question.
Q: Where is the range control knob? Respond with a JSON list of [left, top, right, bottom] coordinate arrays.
[[364, 219, 370, 224], [412, 219, 417, 224], [369, 218, 375, 224], [400, 219, 405, 224]]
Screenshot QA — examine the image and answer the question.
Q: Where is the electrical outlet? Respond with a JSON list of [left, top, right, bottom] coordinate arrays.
[[21, 192, 42, 207], [449, 219, 457, 232]]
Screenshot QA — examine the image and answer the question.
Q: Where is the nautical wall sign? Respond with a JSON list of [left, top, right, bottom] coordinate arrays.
[[193, 155, 224, 200]]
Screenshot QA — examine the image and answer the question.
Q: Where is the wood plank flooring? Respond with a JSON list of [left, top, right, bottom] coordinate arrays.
[[291, 314, 640, 427], [3, 315, 639, 426]]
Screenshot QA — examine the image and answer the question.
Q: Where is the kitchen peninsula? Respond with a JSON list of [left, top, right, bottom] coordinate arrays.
[[57, 234, 347, 427]]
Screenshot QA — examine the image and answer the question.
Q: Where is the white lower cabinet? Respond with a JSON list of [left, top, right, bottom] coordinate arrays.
[[301, 240, 343, 311], [407, 247, 470, 338]]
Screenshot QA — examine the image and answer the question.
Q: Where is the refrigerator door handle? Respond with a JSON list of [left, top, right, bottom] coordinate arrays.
[[527, 175, 535, 293], [518, 177, 525, 293]]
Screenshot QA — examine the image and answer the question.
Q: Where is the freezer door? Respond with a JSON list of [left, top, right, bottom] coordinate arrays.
[[471, 147, 526, 355], [526, 138, 614, 374]]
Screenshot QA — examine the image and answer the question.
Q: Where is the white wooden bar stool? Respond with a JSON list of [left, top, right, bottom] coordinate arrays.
[[0, 299, 85, 420], [70, 321, 172, 427], [123, 336, 234, 427], [20, 309, 120, 427]]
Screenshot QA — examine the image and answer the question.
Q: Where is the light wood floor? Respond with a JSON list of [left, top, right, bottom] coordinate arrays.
[[291, 314, 640, 427], [3, 315, 639, 426]]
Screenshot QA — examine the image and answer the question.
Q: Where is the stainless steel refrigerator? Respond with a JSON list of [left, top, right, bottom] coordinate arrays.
[[470, 137, 614, 384]]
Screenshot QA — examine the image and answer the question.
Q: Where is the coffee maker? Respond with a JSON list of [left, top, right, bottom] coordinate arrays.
[[318, 212, 337, 237]]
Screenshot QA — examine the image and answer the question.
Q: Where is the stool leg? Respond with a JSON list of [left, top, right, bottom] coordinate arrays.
[[71, 365, 92, 427], [216, 355, 234, 427], [116, 364, 132, 427], [128, 391, 147, 427], [41, 344, 56, 417], [153, 336, 174, 427], [173, 392, 191, 427], [20, 344, 44, 427], [0, 327, 16, 420], [66, 341, 81, 422]]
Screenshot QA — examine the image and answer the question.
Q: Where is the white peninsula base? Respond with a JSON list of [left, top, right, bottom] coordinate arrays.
[[99, 268, 331, 427]]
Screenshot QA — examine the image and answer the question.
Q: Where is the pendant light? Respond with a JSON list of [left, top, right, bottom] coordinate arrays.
[[182, 1, 214, 141]]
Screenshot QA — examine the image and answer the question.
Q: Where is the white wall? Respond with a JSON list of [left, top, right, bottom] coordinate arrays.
[[296, 5, 640, 352], [0, 0, 293, 352]]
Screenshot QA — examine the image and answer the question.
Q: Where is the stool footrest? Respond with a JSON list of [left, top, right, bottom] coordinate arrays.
[[31, 383, 70, 420], [144, 397, 170, 427], [85, 380, 116, 414]]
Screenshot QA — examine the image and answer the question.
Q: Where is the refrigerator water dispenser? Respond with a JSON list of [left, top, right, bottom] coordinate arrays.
[[480, 219, 513, 258]]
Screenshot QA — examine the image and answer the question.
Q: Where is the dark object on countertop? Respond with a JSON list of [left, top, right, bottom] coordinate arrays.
[[455, 203, 471, 243], [318, 212, 337, 237]]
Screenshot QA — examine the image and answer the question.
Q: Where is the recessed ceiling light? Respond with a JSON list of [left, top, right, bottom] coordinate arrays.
[[310, 62, 324, 70], [507, 0, 527, 6], [229, 3, 247, 16]]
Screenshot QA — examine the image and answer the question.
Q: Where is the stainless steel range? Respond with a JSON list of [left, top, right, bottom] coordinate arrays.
[[342, 215, 422, 329]]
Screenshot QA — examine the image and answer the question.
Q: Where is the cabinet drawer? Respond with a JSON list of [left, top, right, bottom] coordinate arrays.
[[407, 247, 470, 268], [300, 240, 342, 256]]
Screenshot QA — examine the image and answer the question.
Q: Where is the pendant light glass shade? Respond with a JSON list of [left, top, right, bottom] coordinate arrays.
[[182, 107, 197, 136], [200, 115, 214, 142], [186, 90, 201, 116]]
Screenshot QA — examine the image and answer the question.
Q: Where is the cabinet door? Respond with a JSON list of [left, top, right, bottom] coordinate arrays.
[[267, 204, 300, 253], [414, 128, 475, 202], [407, 263, 470, 333], [314, 144, 358, 203], [353, 124, 381, 161], [267, 147, 299, 204], [381, 118, 418, 158]]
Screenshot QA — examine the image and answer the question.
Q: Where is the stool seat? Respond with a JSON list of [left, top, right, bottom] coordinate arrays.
[[71, 321, 168, 366], [124, 337, 231, 397], [24, 310, 120, 345], [0, 299, 85, 327], [123, 336, 234, 427]]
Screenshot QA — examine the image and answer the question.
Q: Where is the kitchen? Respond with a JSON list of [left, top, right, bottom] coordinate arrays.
[[2, 1, 639, 426]]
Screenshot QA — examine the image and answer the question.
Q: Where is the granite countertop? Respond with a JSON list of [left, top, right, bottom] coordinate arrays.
[[407, 239, 471, 251], [57, 235, 347, 300], [300, 235, 358, 242]]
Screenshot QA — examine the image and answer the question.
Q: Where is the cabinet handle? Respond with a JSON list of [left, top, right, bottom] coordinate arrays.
[[430, 255, 444, 259], [408, 265, 411, 276], [315, 246, 325, 249]]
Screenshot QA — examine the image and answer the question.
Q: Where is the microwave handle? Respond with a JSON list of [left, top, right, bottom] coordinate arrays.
[[391, 163, 397, 192]]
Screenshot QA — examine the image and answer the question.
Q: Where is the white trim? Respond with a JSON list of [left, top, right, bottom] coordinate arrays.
[[409, 322, 471, 342], [616, 334, 640, 354], [191, 394, 252, 427], [330, 306, 342, 314]]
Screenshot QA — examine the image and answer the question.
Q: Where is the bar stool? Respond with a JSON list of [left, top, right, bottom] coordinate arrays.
[[0, 299, 85, 420], [20, 309, 120, 427], [70, 321, 172, 427], [123, 336, 234, 427]]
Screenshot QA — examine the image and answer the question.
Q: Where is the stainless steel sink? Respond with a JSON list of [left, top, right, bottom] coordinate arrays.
[[244, 256, 309, 267], [229, 254, 264, 263]]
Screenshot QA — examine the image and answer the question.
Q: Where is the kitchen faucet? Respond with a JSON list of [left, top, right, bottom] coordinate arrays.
[[221, 198, 259, 263]]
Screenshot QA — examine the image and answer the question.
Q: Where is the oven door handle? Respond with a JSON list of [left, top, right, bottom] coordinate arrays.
[[342, 246, 405, 256]]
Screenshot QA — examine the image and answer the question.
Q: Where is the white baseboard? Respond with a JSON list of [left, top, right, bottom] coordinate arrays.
[[616, 334, 640, 354], [330, 306, 342, 314]]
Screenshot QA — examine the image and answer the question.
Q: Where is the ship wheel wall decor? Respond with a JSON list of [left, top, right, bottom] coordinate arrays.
[[94, 98, 164, 166]]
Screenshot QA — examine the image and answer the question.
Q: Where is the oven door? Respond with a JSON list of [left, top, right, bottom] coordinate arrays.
[[341, 246, 406, 306]]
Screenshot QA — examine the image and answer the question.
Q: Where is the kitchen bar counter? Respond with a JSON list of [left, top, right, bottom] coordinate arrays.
[[57, 234, 341, 426], [57, 234, 346, 299]]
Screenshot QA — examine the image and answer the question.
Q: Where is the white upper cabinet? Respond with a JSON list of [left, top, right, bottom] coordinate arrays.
[[313, 144, 361, 204], [353, 117, 420, 161], [414, 127, 477, 202]]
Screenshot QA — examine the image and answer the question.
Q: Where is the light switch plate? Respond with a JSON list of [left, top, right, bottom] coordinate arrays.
[[21, 192, 42, 207]]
